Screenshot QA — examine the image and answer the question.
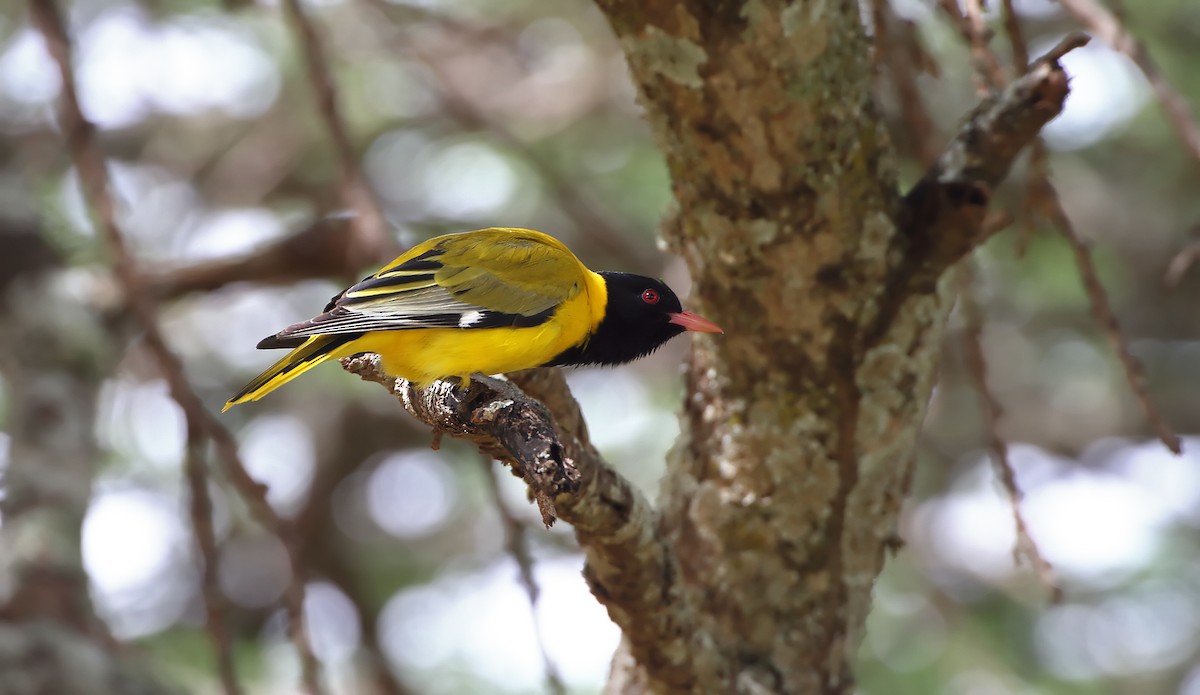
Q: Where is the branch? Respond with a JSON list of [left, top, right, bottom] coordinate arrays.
[[279, 0, 392, 268], [1034, 181, 1182, 454], [899, 33, 1089, 286], [29, 0, 325, 689], [354, 0, 653, 272], [959, 270, 1061, 602], [184, 425, 242, 695], [936, 0, 1004, 93], [872, 0, 941, 167], [144, 214, 398, 300], [1059, 0, 1200, 170], [479, 458, 566, 695], [1165, 233, 1200, 286], [342, 357, 709, 690]]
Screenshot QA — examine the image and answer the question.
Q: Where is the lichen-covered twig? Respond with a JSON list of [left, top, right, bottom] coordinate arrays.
[[897, 34, 1088, 292]]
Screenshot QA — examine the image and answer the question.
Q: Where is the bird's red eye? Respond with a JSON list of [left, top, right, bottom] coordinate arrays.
[[641, 289, 660, 304]]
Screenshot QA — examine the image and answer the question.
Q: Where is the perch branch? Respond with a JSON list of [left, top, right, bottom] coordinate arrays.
[[342, 356, 710, 690], [29, 0, 324, 690]]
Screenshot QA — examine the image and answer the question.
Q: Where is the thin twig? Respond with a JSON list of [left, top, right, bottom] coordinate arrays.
[[1058, 0, 1200, 170], [868, 0, 890, 71], [996, 0, 1046, 255], [29, 1, 325, 690], [145, 214, 397, 300], [1165, 234, 1200, 286], [959, 269, 1062, 602], [355, 0, 652, 272], [184, 424, 242, 695], [279, 0, 391, 269], [479, 458, 566, 695], [941, 14, 1176, 453], [1034, 182, 1182, 454], [874, 0, 940, 167], [936, 0, 1004, 93], [999, 0, 1030, 72]]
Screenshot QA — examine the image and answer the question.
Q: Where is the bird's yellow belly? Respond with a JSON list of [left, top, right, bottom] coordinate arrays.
[[334, 317, 585, 386]]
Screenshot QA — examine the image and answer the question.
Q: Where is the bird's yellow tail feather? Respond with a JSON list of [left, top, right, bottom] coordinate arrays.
[[223, 335, 354, 411]]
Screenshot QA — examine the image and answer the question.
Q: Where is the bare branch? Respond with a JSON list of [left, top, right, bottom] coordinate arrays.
[[354, 0, 653, 272], [936, 0, 1005, 93], [480, 459, 566, 695], [184, 426, 242, 695], [999, 0, 1031, 74], [903, 17, 1178, 457], [29, 0, 325, 689], [1033, 182, 1183, 454], [1059, 0, 1200, 169], [959, 271, 1062, 602], [279, 0, 392, 268], [873, 0, 941, 167], [1165, 235, 1200, 286], [146, 215, 399, 300], [342, 356, 710, 691]]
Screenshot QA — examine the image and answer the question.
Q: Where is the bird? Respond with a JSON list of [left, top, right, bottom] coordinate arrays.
[[224, 227, 721, 410]]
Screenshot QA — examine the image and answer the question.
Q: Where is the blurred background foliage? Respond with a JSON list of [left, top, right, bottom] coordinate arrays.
[[1, 0, 1200, 692]]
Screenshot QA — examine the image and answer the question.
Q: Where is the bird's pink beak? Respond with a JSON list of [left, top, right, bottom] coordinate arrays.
[[668, 311, 723, 334]]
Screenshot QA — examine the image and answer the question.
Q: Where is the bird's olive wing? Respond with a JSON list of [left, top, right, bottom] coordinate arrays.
[[273, 230, 584, 338]]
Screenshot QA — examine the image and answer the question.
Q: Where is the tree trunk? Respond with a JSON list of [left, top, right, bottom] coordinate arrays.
[[589, 3, 1071, 693]]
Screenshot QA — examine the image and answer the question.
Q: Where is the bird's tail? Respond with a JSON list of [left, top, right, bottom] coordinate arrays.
[[223, 334, 355, 411]]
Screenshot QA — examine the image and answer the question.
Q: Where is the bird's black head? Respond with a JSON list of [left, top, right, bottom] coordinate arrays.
[[546, 271, 722, 368]]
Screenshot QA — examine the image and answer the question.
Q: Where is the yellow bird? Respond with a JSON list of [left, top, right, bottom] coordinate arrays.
[[224, 228, 721, 410]]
